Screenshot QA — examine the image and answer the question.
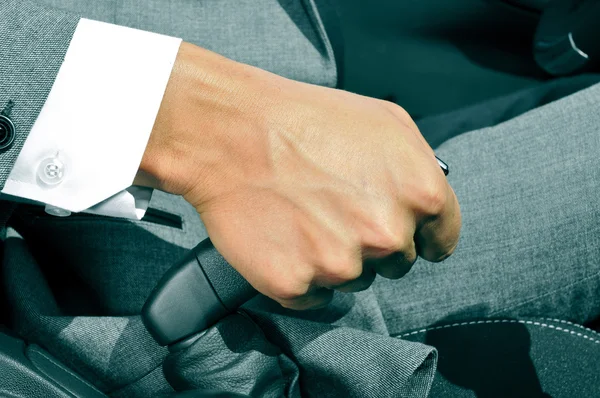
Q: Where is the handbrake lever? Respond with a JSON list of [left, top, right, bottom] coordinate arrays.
[[142, 238, 257, 346]]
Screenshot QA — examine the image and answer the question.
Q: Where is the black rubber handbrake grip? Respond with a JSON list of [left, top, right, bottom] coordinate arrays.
[[141, 238, 258, 346]]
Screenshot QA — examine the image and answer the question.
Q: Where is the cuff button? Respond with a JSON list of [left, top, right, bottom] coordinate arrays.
[[37, 157, 65, 187], [44, 205, 71, 217], [0, 115, 16, 152]]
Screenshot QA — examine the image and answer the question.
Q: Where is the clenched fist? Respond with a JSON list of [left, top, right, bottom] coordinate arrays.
[[135, 42, 461, 310]]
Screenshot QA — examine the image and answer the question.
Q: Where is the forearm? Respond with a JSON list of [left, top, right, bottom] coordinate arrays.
[[134, 41, 283, 199]]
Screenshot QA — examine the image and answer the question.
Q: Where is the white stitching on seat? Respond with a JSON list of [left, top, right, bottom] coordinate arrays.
[[397, 319, 600, 344], [541, 318, 600, 337]]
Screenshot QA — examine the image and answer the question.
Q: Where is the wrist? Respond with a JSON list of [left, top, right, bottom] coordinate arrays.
[[133, 42, 193, 192], [134, 40, 288, 205], [134, 41, 236, 194]]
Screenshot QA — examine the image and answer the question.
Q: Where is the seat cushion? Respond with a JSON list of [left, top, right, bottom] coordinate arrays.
[[400, 317, 600, 397]]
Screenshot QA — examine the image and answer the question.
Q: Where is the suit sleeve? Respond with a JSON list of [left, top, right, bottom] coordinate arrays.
[[0, 2, 181, 219], [0, 0, 80, 189]]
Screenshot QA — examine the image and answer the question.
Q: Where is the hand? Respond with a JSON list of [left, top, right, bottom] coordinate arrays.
[[135, 42, 461, 310]]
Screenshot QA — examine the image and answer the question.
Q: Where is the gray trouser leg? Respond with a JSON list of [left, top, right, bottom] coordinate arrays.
[[373, 82, 600, 336]]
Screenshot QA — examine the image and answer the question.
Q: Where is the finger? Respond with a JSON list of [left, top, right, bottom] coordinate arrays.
[[370, 245, 417, 280], [330, 265, 377, 293], [359, 205, 418, 280], [415, 181, 461, 262], [276, 287, 334, 310]]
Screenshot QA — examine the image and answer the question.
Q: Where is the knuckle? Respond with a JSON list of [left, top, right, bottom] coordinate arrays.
[[278, 301, 297, 310], [418, 178, 448, 216], [317, 246, 362, 282], [326, 258, 362, 282], [405, 248, 418, 265], [432, 239, 459, 263], [380, 101, 419, 130], [392, 233, 414, 255], [279, 289, 333, 310], [278, 299, 305, 310], [381, 100, 410, 119], [376, 226, 413, 256], [269, 280, 309, 301], [278, 298, 309, 311], [342, 272, 376, 293], [393, 105, 412, 121], [372, 251, 415, 280], [364, 220, 414, 258]]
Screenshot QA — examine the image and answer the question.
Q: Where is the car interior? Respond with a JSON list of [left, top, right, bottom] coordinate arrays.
[[1, 0, 600, 397]]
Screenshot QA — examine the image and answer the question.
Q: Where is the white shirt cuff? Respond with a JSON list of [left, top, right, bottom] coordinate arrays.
[[81, 186, 153, 220], [2, 18, 182, 218]]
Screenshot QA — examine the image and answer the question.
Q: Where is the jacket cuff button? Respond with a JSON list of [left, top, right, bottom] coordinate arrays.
[[0, 115, 16, 152]]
